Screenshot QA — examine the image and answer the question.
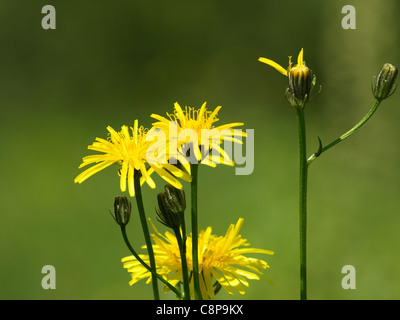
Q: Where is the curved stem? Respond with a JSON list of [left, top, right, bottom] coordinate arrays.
[[296, 108, 308, 300], [307, 99, 381, 165], [190, 163, 202, 300], [120, 226, 182, 298], [134, 176, 160, 300]]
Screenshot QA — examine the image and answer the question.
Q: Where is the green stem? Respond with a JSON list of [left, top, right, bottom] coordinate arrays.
[[134, 175, 160, 300], [173, 216, 190, 300], [296, 107, 308, 300], [120, 225, 183, 298], [307, 99, 381, 165], [190, 163, 202, 300]]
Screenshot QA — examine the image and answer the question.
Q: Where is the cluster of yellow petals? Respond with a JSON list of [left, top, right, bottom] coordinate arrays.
[[74, 119, 190, 197], [122, 218, 273, 299]]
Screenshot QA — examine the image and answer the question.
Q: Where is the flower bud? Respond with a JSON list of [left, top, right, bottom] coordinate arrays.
[[164, 184, 186, 214], [373, 63, 398, 101], [111, 196, 131, 226], [156, 184, 186, 229], [287, 63, 313, 108]]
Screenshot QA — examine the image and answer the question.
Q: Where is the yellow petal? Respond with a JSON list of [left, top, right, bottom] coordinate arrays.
[[220, 135, 244, 145], [258, 57, 288, 76], [199, 274, 210, 300], [222, 271, 246, 295], [198, 102, 207, 121], [210, 268, 234, 295], [120, 160, 128, 192], [210, 144, 233, 166], [233, 268, 260, 280], [234, 248, 274, 255], [162, 163, 192, 182], [133, 120, 139, 143], [151, 164, 183, 189], [203, 268, 215, 300], [127, 164, 135, 197], [150, 113, 169, 123], [215, 123, 244, 131], [74, 160, 115, 184], [297, 48, 304, 67], [140, 162, 156, 189], [174, 102, 185, 122]]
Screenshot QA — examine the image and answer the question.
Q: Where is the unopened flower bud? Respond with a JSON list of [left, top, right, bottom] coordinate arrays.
[[287, 63, 313, 108], [111, 196, 131, 226], [164, 184, 186, 214], [373, 63, 398, 101], [156, 184, 186, 229]]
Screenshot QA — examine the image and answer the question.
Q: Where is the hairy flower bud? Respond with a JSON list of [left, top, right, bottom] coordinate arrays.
[[111, 196, 131, 226], [373, 63, 398, 101], [259, 48, 319, 109], [156, 184, 186, 229], [287, 63, 313, 108]]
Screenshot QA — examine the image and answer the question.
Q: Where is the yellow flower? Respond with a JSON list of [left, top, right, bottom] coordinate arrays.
[[121, 218, 274, 299], [150, 102, 246, 170], [74, 119, 191, 197], [258, 48, 306, 77], [259, 48, 314, 108]]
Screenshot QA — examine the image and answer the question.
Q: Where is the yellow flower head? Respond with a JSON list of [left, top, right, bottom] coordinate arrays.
[[259, 49, 314, 108], [258, 48, 306, 77], [150, 102, 246, 170], [74, 119, 191, 197], [122, 218, 274, 299]]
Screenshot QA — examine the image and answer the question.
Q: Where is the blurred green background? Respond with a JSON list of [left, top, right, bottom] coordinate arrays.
[[1, 0, 400, 300]]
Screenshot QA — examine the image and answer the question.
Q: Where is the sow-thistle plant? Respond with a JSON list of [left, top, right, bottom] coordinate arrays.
[[259, 48, 397, 300], [151, 101, 248, 300], [74, 102, 273, 301]]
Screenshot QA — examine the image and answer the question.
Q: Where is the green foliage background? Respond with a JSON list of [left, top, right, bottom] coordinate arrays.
[[1, 0, 399, 300]]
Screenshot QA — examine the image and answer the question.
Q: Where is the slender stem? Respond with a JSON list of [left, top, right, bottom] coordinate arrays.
[[307, 99, 381, 165], [190, 163, 202, 300], [120, 225, 183, 298], [134, 175, 160, 300], [173, 218, 190, 300], [296, 108, 308, 300]]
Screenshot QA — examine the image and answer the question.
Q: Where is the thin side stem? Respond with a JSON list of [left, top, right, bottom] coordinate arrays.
[[296, 108, 308, 300], [134, 176, 160, 300], [120, 225, 183, 298], [307, 99, 381, 165], [190, 163, 202, 300]]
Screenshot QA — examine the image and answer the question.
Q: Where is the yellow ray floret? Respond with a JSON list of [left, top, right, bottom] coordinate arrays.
[[258, 48, 305, 76]]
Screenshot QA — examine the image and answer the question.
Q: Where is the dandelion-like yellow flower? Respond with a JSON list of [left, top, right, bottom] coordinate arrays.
[[122, 218, 274, 299], [74, 119, 191, 197], [150, 102, 246, 170]]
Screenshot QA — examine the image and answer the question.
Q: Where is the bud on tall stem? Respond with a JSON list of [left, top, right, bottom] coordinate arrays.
[[111, 196, 131, 226], [373, 63, 398, 101], [288, 63, 313, 108]]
